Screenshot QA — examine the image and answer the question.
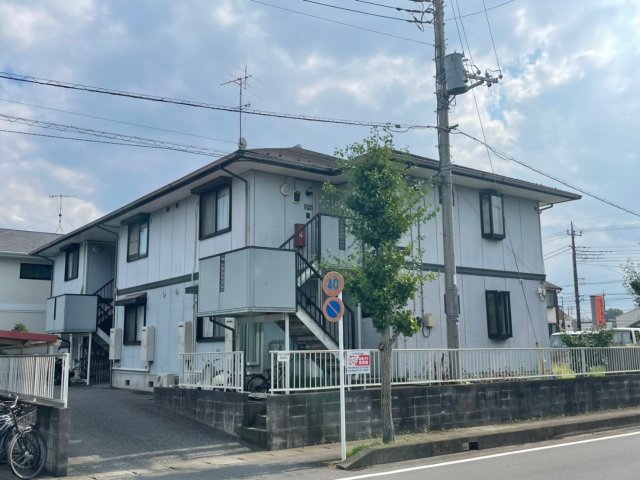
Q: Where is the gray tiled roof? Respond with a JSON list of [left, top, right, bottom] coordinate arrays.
[[0, 228, 61, 254]]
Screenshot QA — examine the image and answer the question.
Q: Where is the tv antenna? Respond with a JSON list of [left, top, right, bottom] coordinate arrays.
[[222, 66, 251, 149], [49, 194, 77, 234]]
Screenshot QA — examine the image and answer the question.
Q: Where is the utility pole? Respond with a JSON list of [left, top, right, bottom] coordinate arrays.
[[431, 0, 498, 348], [568, 221, 583, 330], [433, 0, 459, 349]]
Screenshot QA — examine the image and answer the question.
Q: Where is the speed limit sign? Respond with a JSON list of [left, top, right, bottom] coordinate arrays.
[[322, 271, 344, 297]]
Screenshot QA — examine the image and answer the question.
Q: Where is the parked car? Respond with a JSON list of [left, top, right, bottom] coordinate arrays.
[[550, 328, 640, 347]]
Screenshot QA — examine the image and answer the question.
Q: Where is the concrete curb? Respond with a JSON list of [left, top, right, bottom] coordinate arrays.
[[338, 409, 640, 470]]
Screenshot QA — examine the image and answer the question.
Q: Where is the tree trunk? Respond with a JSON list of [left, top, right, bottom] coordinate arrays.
[[380, 327, 395, 443]]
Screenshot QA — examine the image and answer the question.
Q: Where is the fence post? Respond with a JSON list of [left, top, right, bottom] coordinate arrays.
[[580, 348, 587, 375]]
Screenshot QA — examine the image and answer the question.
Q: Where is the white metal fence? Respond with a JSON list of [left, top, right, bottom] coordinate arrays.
[[269, 347, 640, 393], [179, 351, 244, 391], [0, 353, 69, 407]]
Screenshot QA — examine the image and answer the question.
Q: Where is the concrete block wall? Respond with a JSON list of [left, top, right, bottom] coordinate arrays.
[[38, 404, 70, 477], [154, 387, 260, 437], [155, 374, 640, 450], [267, 374, 640, 449]]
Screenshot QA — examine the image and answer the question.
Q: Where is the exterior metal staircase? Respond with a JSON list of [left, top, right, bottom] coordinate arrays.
[[278, 215, 356, 351]]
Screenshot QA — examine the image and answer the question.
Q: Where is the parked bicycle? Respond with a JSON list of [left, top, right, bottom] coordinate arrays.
[[245, 364, 285, 393], [0, 396, 47, 479]]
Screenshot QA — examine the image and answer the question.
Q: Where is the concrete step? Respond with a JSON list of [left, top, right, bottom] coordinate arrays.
[[253, 413, 267, 429], [240, 426, 268, 449]]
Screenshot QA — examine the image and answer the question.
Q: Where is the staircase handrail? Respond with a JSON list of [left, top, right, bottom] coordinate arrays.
[[294, 252, 356, 348], [92, 278, 115, 300]]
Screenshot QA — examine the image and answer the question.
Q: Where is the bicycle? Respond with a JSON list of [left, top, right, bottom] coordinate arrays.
[[0, 396, 47, 479], [245, 364, 286, 393]]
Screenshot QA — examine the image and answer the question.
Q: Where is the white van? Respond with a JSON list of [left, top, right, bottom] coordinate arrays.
[[550, 328, 640, 347]]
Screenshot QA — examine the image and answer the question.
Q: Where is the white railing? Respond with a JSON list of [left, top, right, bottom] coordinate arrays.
[[179, 351, 244, 391], [0, 353, 69, 407], [269, 347, 640, 393]]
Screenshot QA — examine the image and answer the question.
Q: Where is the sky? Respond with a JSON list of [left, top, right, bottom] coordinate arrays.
[[0, 0, 639, 318]]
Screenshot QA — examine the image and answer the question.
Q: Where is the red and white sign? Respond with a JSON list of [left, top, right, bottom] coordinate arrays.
[[346, 350, 371, 374]]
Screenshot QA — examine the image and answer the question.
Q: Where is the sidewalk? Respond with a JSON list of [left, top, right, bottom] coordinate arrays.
[[53, 406, 640, 479]]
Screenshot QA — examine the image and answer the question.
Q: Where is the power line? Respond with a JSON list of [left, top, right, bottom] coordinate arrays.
[[0, 127, 230, 158], [445, 0, 516, 21], [0, 97, 238, 145], [0, 72, 434, 130], [481, 0, 503, 73], [0, 113, 230, 158], [249, 0, 434, 45], [353, 0, 426, 15], [302, 0, 430, 24], [454, 129, 640, 218]]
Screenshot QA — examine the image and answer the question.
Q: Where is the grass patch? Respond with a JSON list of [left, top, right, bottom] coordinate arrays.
[[347, 441, 382, 457], [552, 363, 576, 379]]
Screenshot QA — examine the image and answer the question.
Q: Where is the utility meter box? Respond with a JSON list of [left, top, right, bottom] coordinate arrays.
[[177, 321, 194, 355], [109, 328, 122, 360], [422, 314, 437, 328], [141, 325, 155, 362]]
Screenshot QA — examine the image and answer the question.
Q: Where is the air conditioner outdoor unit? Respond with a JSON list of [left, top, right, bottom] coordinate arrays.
[[155, 373, 176, 388]]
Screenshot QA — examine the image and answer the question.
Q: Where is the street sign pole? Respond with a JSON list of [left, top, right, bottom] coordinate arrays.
[[339, 291, 346, 461], [322, 271, 347, 461]]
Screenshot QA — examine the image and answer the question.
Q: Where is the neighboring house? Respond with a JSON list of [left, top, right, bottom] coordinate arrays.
[[545, 281, 563, 334], [0, 228, 60, 333], [32, 146, 580, 390], [614, 307, 640, 328]]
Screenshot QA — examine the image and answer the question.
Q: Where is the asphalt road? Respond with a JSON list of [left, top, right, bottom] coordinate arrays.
[[62, 384, 254, 477], [110, 426, 640, 480]]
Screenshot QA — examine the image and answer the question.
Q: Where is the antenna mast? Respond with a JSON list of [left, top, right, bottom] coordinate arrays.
[[222, 66, 251, 149], [49, 194, 77, 234]]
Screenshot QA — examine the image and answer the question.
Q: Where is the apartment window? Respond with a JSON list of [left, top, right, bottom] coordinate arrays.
[[20, 263, 52, 280], [64, 244, 79, 281], [546, 290, 558, 309], [486, 290, 512, 339], [127, 216, 149, 262], [196, 317, 226, 342], [124, 303, 146, 345], [199, 184, 231, 239], [480, 192, 505, 239]]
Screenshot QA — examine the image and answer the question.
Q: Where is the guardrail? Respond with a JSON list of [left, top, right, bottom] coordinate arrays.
[[0, 353, 69, 407], [179, 351, 244, 391], [269, 347, 640, 393]]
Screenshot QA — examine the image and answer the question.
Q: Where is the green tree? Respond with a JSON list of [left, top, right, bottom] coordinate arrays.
[[12, 323, 28, 332], [622, 261, 640, 304], [325, 129, 435, 444]]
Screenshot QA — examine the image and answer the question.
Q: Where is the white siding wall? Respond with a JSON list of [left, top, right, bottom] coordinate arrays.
[[115, 176, 248, 376], [51, 246, 85, 296], [365, 184, 548, 350], [0, 255, 51, 332], [252, 170, 319, 247]]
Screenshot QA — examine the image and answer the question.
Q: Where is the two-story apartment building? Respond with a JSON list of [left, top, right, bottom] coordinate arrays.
[[0, 228, 59, 333], [32, 146, 580, 390]]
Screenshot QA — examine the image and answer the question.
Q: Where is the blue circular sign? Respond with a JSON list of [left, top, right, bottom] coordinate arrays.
[[322, 296, 345, 323]]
